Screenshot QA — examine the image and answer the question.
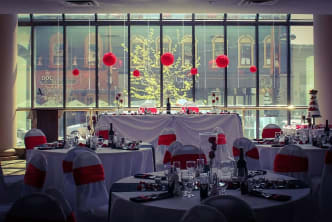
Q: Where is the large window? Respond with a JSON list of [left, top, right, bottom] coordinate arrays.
[[17, 13, 313, 140]]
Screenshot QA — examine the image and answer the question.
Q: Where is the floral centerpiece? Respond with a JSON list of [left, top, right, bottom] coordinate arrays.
[[115, 93, 124, 114]]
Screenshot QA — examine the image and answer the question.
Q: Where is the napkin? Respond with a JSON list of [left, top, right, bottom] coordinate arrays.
[[249, 190, 291, 201], [130, 192, 173, 203]]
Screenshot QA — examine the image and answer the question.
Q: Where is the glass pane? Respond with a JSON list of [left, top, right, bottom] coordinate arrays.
[[66, 26, 96, 107], [291, 109, 308, 125], [131, 14, 160, 20], [195, 26, 225, 106], [227, 14, 256, 21], [259, 26, 288, 106], [18, 14, 30, 22], [17, 26, 31, 108], [34, 26, 63, 107], [98, 13, 127, 20], [231, 110, 256, 138], [290, 14, 313, 21], [227, 26, 256, 106], [291, 26, 314, 106], [163, 26, 193, 106], [65, 111, 89, 138], [130, 25, 160, 107], [195, 14, 224, 20], [259, 110, 287, 138], [259, 14, 287, 21], [33, 14, 62, 20], [162, 13, 192, 20], [99, 26, 128, 107], [16, 111, 31, 147], [65, 14, 95, 20]]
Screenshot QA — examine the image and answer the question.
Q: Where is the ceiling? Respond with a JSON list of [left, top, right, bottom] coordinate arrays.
[[1, 0, 332, 14]]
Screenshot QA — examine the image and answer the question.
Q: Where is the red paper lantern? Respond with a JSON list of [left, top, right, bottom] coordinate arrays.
[[72, 68, 80, 76], [215, 55, 229, 68], [250, 65, 257, 73], [190, 68, 198, 75], [161, 52, 174, 66], [133, 69, 140, 77], [103, 52, 117, 66]]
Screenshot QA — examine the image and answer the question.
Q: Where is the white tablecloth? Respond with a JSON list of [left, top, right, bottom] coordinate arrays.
[[257, 144, 327, 177], [96, 114, 243, 164], [110, 171, 312, 222], [31, 147, 154, 190]]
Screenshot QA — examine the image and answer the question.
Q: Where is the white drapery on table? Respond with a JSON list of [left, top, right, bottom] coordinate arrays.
[[31, 148, 154, 190], [257, 144, 327, 177], [110, 171, 312, 222], [96, 114, 243, 166]]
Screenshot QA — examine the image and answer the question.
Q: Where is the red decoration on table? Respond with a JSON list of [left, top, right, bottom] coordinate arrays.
[[215, 55, 229, 68], [72, 68, 80, 76], [190, 68, 198, 75], [249, 65, 257, 73], [161, 52, 174, 66], [103, 52, 117, 66], [133, 69, 140, 77], [216, 97, 219, 101], [212, 99, 215, 104]]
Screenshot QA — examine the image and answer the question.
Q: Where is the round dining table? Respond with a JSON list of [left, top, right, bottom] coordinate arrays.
[[110, 171, 313, 222], [31, 146, 154, 190]]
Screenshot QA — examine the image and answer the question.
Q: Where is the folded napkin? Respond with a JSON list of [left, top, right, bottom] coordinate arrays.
[[130, 192, 173, 203], [134, 174, 166, 181], [249, 190, 291, 201]]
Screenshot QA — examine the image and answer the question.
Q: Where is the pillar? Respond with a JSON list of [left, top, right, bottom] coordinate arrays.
[[314, 15, 332, 124], [0, 14, 17, 159]]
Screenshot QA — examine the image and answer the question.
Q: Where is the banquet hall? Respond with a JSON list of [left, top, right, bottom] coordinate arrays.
[[0, 0, 332, 222]]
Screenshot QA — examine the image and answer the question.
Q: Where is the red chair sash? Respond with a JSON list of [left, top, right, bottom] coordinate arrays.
[[325, 151, 332, 165], [232, 147, 259, 159], [25, 136, 47, 149], [163, 150, 172, 164], [97, 130, 108, 140], [171, 154, 206, 169], [24, 163, 46, 188], [139, 107, 158, 114], [274, 154, 308, 172], [181, 107, 199, 113], [73, 164, 105, 185], [158, 134, 176, 146], [217, 134, 227, 145], [63, 160, 73, 173], [262, 128, 281, 139]]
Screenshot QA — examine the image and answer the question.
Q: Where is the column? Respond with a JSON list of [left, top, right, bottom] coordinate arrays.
[[0, 14, 17, 160], [314, 15, 332, 124]]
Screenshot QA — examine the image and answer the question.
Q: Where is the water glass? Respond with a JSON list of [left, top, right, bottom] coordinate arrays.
[[186, 161, 196, 175], [197, 158, 205, 174], [181, 170, 195, 198], [199, 173, 209, 200], [218, 181, 228, 195], [173, 161, 181, 174]]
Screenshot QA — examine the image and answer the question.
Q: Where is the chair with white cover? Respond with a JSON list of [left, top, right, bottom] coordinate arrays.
[[171, 145, 206, 169], [62, 147, 94, 210], [202, 195, 256, 222], [46, 189, 76, 222], [22, 152, 47, 196], [5, 193, 67, 222], [214, 127, 231, 162], [73, 151, 108, 222], [181, 204, 228, 222], [319, 148, 332, 222], [163, 141, 183, 165], [156, 128, 176, 170], [24, 128, 47, 162], [262, 124, 281, 139], [273, 144, 309, 183], [232, 137, 261, 170]]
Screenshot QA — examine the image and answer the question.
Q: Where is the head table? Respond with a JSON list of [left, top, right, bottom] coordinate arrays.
[[30, 146, 154, 190], [96, 114, 243, 169], [110, 171, 312, 222]]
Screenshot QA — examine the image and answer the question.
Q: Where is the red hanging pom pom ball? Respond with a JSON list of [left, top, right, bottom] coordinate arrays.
[[72, 68, 80, 76], [190, 68, 198, 75], [161, 52, 174, 66], [133, 69, 140, 77], [215, 55, 229, 68], [250, 65, 257, 73], [103, 52, 117, 66]]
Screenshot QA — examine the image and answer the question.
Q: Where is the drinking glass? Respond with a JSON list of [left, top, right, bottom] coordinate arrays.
[[186, 161, 196, 175], [218, 180, 228, 195], [196, 158, 205, 174], [199, 173, 209, 200], [181, 170, 195, 198]]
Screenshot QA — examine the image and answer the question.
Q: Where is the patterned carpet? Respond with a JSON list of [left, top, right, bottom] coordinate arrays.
[[0, 160, 26, 176]]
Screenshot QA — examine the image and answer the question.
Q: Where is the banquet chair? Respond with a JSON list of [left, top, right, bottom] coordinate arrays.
[[63, 147, 94, 210], [5, 193, 67, 222], [46, 189, 76, 222], [73, 151, 108, 222], [232, 137, 261, 170], [24, 128, 47, 162], [262, 124, 282, 139], [319, 148, 332, 222], [202, 195, 256, 222], [214, 127, 231, 162], [21, 152, 47, 196], [171, 144, 206, 169], [156, 128, 176, 170], [181, 204, 228, 222], [273, 144, 309, 183], [163, 141, 183, 165]]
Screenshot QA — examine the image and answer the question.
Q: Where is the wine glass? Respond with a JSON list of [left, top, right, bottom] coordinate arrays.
[[218, 180, 228, 195], [186, 161, 196, 175]]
